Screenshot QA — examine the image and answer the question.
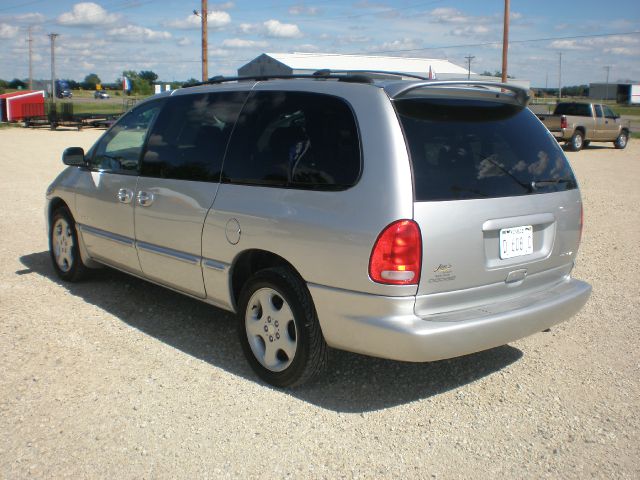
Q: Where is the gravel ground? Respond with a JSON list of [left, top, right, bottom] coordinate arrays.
[[1, 127, 638, 479]]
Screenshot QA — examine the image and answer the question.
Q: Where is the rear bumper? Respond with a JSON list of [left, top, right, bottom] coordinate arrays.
[[551, 129, 569, 141], [309, 278, 591, 362]]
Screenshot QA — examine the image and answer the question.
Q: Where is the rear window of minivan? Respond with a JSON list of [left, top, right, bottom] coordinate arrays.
[[395, 98, 577, 202]]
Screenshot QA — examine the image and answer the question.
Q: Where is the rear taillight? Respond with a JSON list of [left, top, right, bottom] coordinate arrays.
[[560, 115, 568, 129], [369, 220, 422, 285]]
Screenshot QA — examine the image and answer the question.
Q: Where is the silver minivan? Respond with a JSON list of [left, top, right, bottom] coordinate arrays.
[[46, 75, 591, 386]]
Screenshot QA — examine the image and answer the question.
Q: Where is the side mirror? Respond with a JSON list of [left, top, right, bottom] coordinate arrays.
[[62, 147, 86, 166]]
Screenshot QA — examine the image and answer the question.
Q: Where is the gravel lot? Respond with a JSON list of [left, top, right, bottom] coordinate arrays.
[[1, 127, 638, 479]]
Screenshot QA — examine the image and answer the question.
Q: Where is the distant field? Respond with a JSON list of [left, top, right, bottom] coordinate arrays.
[[69, 102, 125, 115]]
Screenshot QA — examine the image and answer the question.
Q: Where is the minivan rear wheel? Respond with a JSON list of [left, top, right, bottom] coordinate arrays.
[[237, 267, 328, 387]]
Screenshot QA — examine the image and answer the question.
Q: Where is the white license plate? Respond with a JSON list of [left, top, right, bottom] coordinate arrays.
[[499, 225, 533, 259]]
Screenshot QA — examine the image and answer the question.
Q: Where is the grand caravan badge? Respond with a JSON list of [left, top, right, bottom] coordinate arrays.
[[429, 264, 456, 283]]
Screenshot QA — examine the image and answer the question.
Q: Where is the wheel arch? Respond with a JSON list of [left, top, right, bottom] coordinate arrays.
[[48, 197, 69, 222], [230, 249, 305, 311], [47, 196, 99, 269]]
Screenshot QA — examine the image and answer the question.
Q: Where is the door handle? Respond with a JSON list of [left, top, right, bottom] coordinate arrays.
[[137, 191, 155, 207], [117, 188, 134, 204]]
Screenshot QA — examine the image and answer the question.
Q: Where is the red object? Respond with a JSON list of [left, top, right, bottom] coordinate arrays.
[[369, 219, 422, 285], [0, 90, 45, 122], [560, 115, 568, 129]]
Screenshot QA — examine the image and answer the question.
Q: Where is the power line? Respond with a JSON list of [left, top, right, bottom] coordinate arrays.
[[361, 30, 640, 55]]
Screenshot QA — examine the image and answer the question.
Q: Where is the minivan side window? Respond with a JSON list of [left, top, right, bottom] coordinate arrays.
[[89, 100, 164, 174], [141, 91, 248, 181], [223, 91, 361, 190]]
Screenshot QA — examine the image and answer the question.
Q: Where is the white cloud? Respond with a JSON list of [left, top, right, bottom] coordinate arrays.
[[296, 43, 320, 52], [163, 11, 231, 30], [211, 1, 235, 9], [0, 23, 19, 39], [289, 5, 319, 16], [177, 36, 192, 46], [58, 2, 119, 26], [604, 47, 635, 55], [107, 25, 172, 41], [263, 19, 302, 38], [238, 23, 257, 34], [451, 25, 491, 37], [374, 37, 421, 51], [429, 7, 477, 24], [222, 38, 268, 48], [14, 13, 46, 23]]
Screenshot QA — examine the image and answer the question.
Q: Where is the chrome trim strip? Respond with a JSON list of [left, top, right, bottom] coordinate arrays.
[[136, 241, 200, 265], [202, 258, 228, 271], [78, 223, 135, 246]]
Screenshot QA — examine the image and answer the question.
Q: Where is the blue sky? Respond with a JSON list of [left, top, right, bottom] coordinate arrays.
[[1, 0, 639, 86]]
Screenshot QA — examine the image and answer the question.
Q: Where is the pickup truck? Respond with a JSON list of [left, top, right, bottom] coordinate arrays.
[[537, 102, 630, 151]]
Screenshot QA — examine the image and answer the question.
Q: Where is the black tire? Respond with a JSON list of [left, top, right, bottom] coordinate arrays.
[[582, 140, 590, 148], [49, 207, 88, 282], [614, 131, 628, 149], [569, 131, 584, 151], [237, 267, 328, 387]]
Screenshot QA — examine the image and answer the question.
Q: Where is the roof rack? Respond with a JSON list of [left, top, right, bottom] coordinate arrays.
[[182, 71, 375, 88], [313, 69, 428, 80], [386, 80, 530, 106]]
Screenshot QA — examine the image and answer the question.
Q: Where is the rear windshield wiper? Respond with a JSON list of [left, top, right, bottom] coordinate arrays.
[[532, 178, 576, 189], [481, 155, 533, 193]]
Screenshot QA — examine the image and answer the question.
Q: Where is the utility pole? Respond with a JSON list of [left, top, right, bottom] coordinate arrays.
[[464, 55, 475, 80], [557, 52, 562, 100], [194, 0, 208, 82], [501, 0, 510, 83], [604, 65, 611, 101], [48, 33, 59, 103], [27, 26, 33, 90]]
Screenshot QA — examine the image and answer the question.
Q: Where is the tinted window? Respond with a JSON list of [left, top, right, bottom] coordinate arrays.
[[396, 99, 577, 201], [223, 91, 360, 190], [603, 105, 616, 118], [141, 91, 248, 181], [90, 100, 163, 174], [554, 103, 592, 117]]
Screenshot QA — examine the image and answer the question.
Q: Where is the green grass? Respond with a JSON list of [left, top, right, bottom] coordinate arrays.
[[612, 105, 640, 116], [630, 131, 640, 139], [70, 102, 125, 116]]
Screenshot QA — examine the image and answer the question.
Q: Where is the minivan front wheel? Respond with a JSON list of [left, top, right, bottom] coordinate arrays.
[[49, 207, 88, 282], [238, 267, 328, 387]]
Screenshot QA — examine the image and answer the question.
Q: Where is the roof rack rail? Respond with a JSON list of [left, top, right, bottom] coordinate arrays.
[[313, 69, 428, 80], [387, 80, 530, 106], [182, 72, 374, 88]]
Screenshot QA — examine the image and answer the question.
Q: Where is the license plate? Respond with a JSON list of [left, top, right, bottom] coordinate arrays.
[[499, 225, 533, 259]]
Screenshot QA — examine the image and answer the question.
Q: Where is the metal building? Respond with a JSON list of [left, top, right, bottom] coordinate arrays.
[[238, 52, 530, 89], [589, 82, 640, 104]]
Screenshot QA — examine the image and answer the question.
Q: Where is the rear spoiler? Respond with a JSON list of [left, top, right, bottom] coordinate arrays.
[[385, 81, 530, 107]]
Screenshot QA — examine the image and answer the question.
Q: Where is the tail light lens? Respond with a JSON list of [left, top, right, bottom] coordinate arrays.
[[369, 220, 422, 285], [560, 115, 568, 129]]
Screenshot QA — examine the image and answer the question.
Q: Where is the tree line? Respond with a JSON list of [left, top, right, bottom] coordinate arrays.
[[0, 70, 186, 95]]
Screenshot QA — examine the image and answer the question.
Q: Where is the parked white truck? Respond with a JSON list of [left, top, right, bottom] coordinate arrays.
[[537, 102, 630, 151]]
